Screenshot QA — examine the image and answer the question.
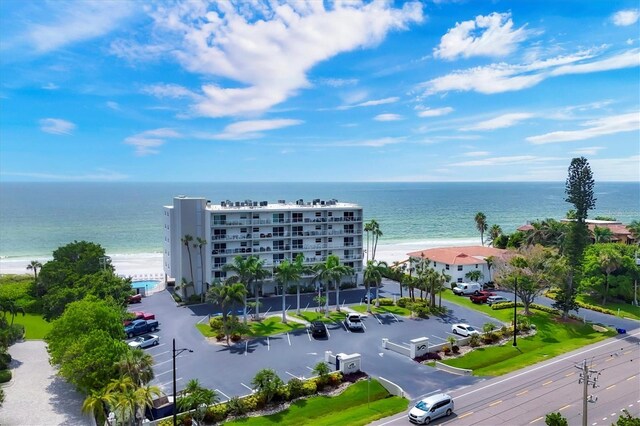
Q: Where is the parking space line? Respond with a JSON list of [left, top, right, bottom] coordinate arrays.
[[307, 329, 311, 341], [341, 320, 349, 332], [391, 313, 400, 323], [240, 382, 253, 393], [287, 333, 291, 346], [285, 371, 301, 379], [326, 325, 331, 337], [153, 350, 170, 356], [155, 370, 173, 377], [215, 389, 230, 401], [160, 377, 182, 389], [267, 336, 270, 351], [373, 313, 383, 325], [431, 335, 447, 341], [244, 341, 248, 356], [306, 366, 314, 371], [361, 321, 366, 330]]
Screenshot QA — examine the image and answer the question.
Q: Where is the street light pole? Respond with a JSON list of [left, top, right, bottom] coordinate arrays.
[[173, 338, 193, 426], [513, 276, 518, 347]]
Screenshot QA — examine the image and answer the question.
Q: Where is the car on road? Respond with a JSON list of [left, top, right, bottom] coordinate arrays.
[[309, 321, 327, 338], [451, 323, 480, 337], [469, 290, 496, 304], [345, 313, 364, 331], [128, 334, 159, 349], [487, 295, 510, 305], [408, 393, 454, 424]]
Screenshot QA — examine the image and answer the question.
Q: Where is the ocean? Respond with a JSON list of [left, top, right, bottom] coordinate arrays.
[[0, 182, 638, 260]]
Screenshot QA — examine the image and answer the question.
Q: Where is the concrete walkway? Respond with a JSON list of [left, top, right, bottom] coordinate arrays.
[[0, 340, 92, 426]]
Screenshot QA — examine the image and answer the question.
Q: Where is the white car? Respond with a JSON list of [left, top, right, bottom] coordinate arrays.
[[451, 323, 480, 337], [487, 295, 510, 306], [345, 313, 364, 331], [128, 334, 159, 349], [408, 393, 454, 424]]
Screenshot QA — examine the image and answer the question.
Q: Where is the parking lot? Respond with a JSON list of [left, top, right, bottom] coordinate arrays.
[[130, 281, 503, 400]]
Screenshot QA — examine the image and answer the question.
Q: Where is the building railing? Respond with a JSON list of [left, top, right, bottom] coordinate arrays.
[[211, 216, 363, 227], [212, 230, 362, 241]]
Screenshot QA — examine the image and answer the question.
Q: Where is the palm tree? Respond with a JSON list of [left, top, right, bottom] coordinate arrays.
[[363, 260, 385, 312], [485, 255, 495, 283], [628, 220, 640, 242], [370, 220, 383, 260], [116, 349, 155, 387], [181, 235, 195, 295], [364, 220, 374, 263], [194, 237, 208, 301], [292, 254, 311, 315], [207, 281, 246, 344], [475, 212, 488, 246], [313, 255, 353, 316], [465, 270, 484, 283], [82, 386, 114, 426], [598, 250, 622, 304], [107, 377, 160, 426], [593, 226, 614, 243], [439, 269, 451, 308], [223, 255, 267, 324], [1, 301, 25, 326], [274, 259, 301, 324], [488, 224, 502, 247], [178, 379, 218, 425], [26, 260, 42, 281]]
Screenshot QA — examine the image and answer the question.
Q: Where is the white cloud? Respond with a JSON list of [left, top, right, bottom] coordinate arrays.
[[142, 84, 200, 100], [24, 2, 135, 53], [337, 96, 400, 110], [1, 169, 128, 181], [197, 119, 303, 140], [318, 78, 359, 87], [434, 12, 529, 60], [124, 128, 182, 156], [374, 114, 402, 121], [571, 146, 604, 156], [450, 155, 560, 167], [422, 48, 639, 95], [140, 1, 422, 117], [42, 83, 59, 90], [39, 118, 76, 135], [589, 156, 640, 181], [462, 112, 534, 131], [417, 107, 454, 117], [612, 9, 639, 26], [106, 101, 120, 110], [333, 137, 407, 147], [527, 112, 640, 144], [463, 151, 490, 157]]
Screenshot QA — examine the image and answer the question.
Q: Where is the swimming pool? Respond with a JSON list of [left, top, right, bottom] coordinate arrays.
[[132, 280, 161, 291]]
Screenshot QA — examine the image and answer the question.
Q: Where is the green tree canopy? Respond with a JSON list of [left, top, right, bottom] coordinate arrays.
[[582, 244, 638, 303]]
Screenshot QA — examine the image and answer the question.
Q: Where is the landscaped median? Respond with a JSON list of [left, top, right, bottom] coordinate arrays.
[[197, 315, 306, 341]]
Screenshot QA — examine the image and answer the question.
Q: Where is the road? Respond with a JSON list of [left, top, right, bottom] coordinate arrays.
[[371, 330, 640, 426]]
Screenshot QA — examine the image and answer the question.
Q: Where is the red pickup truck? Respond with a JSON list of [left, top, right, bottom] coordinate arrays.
[[469, 291, 496, 304]]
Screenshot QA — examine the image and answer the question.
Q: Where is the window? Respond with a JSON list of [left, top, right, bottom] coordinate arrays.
[[445, 264, 450, 270], [457, 278, 463, 283], [316, 238, 321, 243], [315, 225, 321, 230], [328, 238, 332, 243], [292, 212, 302, 222], [457, 265, 463, 271], [253, 227, 259, 233], [315, 211, 321, 217], [316, 251, 322, 256], [475, 264, 478, 268], [433, 262, 437, 267], [240, 228, 247, 233]]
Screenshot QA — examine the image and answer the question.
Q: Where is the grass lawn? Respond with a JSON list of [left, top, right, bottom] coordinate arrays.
[[350, 304, 412, 317], [577, 294, 640, 321], [12, 313, 52, 339], [442, 310, 616, 376], [196, 316, 305, 338], [292, 310, 347, 324], [224, 379, 408, 426]]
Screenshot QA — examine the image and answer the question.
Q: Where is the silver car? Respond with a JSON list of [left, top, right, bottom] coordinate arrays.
[[408, 393, 454, 424], [128, 334, 159, 349]]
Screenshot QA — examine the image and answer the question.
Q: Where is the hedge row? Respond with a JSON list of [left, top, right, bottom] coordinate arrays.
[[545, 291, 617, 316]]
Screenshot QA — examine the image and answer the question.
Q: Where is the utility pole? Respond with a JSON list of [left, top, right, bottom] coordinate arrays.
[[576, 360, 600, 426]]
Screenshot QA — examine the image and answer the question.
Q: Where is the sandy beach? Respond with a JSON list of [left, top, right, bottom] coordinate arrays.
[[0, 238, 478, 277]]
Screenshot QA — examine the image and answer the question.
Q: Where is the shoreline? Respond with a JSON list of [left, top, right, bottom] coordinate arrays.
[[0, 238, 479, 277]]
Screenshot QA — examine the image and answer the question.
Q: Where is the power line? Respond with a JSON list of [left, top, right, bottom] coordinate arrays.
[[576, 359, 601, 426]]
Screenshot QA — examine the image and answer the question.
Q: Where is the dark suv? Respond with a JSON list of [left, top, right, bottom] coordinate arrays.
[[310, 321, 327, 338]]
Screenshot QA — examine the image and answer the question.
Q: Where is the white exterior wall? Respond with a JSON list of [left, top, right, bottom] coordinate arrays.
[[426, 260, 490, 287], [164, 197, 364, 296]]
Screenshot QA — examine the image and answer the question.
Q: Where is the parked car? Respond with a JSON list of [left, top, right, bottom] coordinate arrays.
[[309, 321, 327, 338], [363, 291, 376, 303], [487, 295, 510, 306], [408, 393, 454, 424], [128, 334, 159, 349], [345, 313, 364, 331], [469, 291, 496, 304], [124, 319, 159, 338], [452, 282, 482, 296], [124, 311, 156, 326], [451, 323, 480, 337], [127, 294, 142, 304]]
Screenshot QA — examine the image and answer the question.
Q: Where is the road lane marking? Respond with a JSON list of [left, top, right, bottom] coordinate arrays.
[[565, 372, 575, 377], [215, 389, 230, 400], [606, 385, 616, 390], [516, 390, 529, 396], [559, 405, 571, 411], [458, 412, 473, 419], [530, 416, 544, 424], [542, 380, 553, 386], [489, 400, 502, 407], [240, 382, 253, 392], [605, 358, 613, 362], [626, 376, 636, 381], [624, 351, 631, 355]]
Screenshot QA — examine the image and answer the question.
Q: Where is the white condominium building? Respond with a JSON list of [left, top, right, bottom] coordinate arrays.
[[164, 196, 364, 296]]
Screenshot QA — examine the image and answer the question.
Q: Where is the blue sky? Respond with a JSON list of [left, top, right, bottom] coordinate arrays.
[[1, 0, 638, 182]]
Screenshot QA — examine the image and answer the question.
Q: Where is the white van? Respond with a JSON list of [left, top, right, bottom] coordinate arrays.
[[452, 282, 482, 295], [408, 393, 454, 424]]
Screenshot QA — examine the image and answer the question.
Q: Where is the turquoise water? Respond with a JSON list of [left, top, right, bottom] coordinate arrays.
[[0, 182, 638, 258]]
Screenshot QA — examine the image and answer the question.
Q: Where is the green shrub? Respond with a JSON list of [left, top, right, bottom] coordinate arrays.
[[500, 325, 513, 338], [205, 403, 228, 423], [452, 345, 460, 354], [242, 393, 266, 411], [287, 377, 305, 399], [396, 297, 411, 308], [302, 379, 317, 395], [0, 369, 12, 383], [469, 334, 481, 347], [209, 317, 223, 332], [227, 396, 248, 416], [328, 371, 342, 386], [0, 352, 11, 370], [377, 298, 394, 306], [173, 294, 182, 303]]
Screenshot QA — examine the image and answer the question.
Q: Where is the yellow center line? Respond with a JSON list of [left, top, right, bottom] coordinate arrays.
[[591, 363, 597, 367], [565, 372, 575, 377], [516, 390, 529, 396], [530, 416, 544, 424], [489, 400, 503, 407], [605, 358, 613, 362], [627, 376, 637, 381], [624, 350, 631, 355], [542, 380, 554, 386], [458, 412, 473, 419], [559, 404, 571, 411], [606, 385, 616, 390]]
